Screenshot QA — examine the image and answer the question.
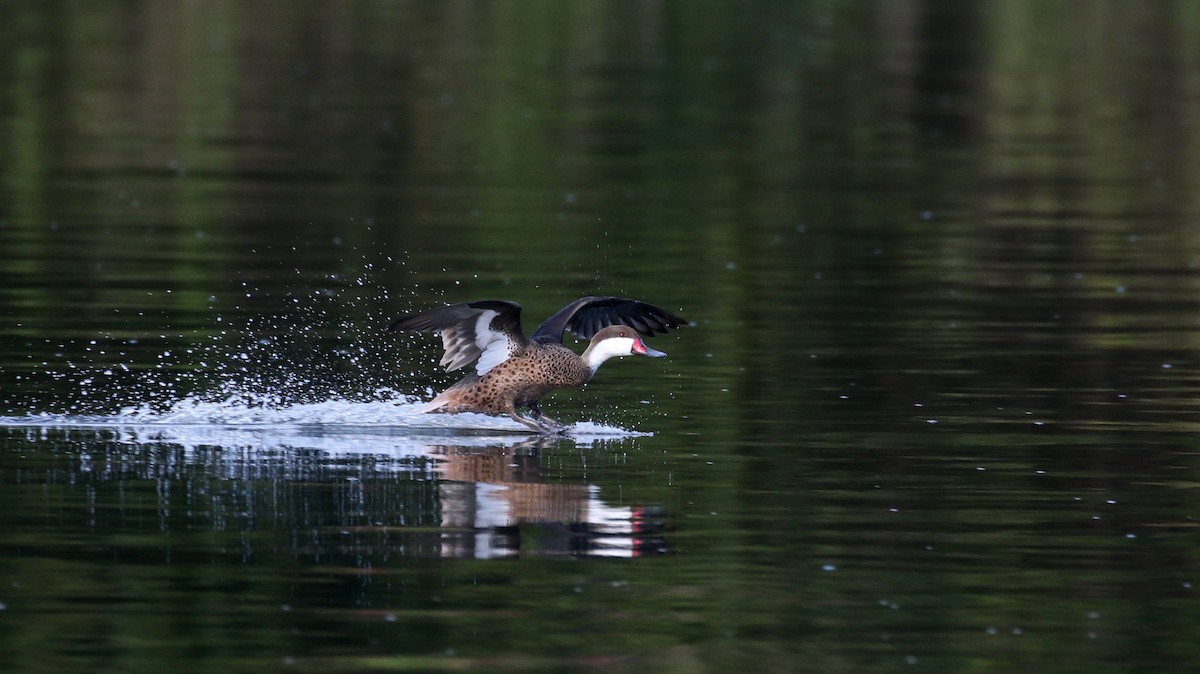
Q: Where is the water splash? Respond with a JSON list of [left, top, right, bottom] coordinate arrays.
[[1, 263, 653, 438], [0, 390, 648, 439]]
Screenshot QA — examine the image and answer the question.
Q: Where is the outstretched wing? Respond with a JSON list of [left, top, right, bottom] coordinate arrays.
[[531, 296, 686, 343], [389, 300, 527, 375]]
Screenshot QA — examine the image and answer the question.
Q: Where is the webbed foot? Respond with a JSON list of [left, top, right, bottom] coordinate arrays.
[[525, 403, 568, 434], [508, 409, 569, 434], [535, 417, 569, 434]]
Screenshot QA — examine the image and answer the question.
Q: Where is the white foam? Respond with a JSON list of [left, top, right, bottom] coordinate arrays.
[[0, 390, 649, 444]]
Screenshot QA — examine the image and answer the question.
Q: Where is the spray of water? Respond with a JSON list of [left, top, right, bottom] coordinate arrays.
[[2, 262, 645, 437]]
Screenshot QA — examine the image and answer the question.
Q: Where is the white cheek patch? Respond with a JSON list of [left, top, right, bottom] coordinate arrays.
[[585, 337, 635, 371]]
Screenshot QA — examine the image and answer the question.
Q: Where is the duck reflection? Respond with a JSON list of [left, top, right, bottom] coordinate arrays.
[[58, 424, 670, 560], [435, 438, 668, 558]]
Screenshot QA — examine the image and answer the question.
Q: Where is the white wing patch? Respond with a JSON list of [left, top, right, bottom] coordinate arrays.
[[430, 309, 519, 374], [475, 338, 513, 375], [473, 311, 517, 375]]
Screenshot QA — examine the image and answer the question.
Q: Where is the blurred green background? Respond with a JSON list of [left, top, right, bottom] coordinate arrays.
[[3, 2, 1200, 672]]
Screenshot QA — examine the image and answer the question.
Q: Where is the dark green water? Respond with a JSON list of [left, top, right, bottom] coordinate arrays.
[[3, 2, 1200, 672]]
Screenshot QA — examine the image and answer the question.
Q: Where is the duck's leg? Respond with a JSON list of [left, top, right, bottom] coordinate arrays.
[[507, 409, 546, 432], [528, 402, 567, 434]]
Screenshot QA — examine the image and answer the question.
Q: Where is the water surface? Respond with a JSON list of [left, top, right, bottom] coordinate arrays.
[[3, 2, 1200, 672]]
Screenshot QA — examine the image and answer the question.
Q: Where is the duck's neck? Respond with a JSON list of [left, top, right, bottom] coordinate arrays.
[[581, 337, 634, 373]]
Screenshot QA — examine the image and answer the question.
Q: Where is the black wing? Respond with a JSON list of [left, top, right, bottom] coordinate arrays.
[[531, 296, 686, 343], [389, 300, 527, 373]]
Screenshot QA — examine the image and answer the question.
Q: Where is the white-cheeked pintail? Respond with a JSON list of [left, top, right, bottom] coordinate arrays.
[[389, 296, 686, 432]]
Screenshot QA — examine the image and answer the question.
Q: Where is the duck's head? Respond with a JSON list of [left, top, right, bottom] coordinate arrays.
[[582, 325, 666, 372]]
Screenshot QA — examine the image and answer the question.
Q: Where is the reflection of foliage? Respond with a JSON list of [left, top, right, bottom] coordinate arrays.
[[2, 2, 1197, 403], [1, 2, 1200, 670], [1, 1, 1197, 430]]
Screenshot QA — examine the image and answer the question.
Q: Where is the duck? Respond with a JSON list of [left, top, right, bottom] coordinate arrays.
[[389, 296, 686, 432]]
